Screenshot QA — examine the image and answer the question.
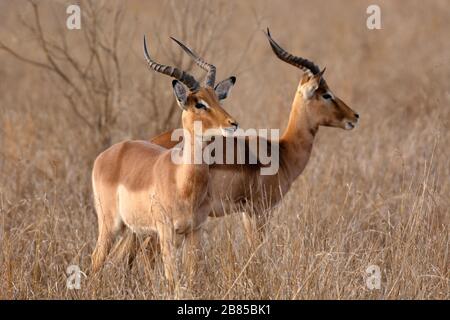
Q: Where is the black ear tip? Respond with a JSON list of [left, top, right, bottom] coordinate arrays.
[[230, 76, 237, 84], [172, 79, 179, 87]]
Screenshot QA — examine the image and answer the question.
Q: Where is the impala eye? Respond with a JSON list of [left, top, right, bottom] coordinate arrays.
[[322, 93, 332, 100], [195, 102, 207, 109]]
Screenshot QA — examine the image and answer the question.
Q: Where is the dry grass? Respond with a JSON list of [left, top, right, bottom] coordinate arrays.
[[0, 0, 448, 299]]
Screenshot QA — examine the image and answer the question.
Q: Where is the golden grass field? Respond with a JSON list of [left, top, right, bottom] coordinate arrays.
[[0, 0, 448, 299]]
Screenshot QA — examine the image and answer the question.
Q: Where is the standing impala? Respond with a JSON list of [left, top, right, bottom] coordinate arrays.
[[91, 36, 237, 283], [151, 29, 359, 242]]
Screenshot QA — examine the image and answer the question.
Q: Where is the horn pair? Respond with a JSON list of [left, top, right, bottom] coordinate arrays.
[[143, 28, 323, 90], [143, 36, 216, 92]]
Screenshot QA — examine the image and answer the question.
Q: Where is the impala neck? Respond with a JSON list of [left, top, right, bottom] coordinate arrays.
[[180, 128, 209, 169], [279, 88, 318, 185]]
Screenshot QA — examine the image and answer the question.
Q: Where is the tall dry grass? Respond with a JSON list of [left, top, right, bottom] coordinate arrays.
[[0, 0, 448, 299]]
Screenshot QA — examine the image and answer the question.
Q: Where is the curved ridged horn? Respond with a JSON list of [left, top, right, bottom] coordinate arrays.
[[264, 28, 322, 78], [170, 37, 216, 87], [143, 35, 200, 92]]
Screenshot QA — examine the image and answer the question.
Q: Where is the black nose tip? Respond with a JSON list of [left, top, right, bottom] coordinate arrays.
[[354, 113, 359, 119], [229, 120, 238, 128]]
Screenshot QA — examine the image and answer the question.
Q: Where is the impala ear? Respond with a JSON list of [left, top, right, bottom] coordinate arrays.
[[214, 76, 236, 101], [172, 80, 188, 109], [301, 68, 325, 99], [300, 73, 310, 85]]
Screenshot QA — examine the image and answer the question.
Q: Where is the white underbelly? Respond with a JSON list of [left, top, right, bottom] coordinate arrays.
[[117, 184, 160, 235]]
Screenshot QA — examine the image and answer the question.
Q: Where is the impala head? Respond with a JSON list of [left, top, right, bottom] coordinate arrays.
[[265, 29, 359, 130], [143, 36, 238, 137]]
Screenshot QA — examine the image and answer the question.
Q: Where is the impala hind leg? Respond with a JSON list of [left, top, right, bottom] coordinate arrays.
[[92, 217, 118, 273], [91, 191, 121, 273]]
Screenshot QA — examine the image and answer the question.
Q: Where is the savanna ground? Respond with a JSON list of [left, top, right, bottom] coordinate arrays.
[[0, 0, 448, 299]]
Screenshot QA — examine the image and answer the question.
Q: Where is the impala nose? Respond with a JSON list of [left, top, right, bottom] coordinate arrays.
[[354, 113, 359, 119], [228, 119, 238, 129]]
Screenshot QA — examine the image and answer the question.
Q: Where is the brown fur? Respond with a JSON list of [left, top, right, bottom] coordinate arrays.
[[91, 87, 237, 285], [151, 73, 359, 242]]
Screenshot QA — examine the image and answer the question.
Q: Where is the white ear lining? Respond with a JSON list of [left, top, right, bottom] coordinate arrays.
[[172, 80, 188, 109], [301, 82, 319, 99], [214, 77, 236, 100]]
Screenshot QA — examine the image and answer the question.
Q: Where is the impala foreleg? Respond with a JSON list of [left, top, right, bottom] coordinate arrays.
[[182, 228, 202, 280], [157, 222, 178, 288], [242, 211, 269, 247]]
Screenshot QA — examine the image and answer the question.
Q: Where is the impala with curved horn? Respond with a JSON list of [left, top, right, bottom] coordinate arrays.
[[170, 37, 217, 87], [150, 29, 359, 243], [91, 36, 238, 284]]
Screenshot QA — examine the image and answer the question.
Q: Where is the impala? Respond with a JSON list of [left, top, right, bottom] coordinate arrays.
[[91, 36, 237, 283], [150, 29, 359, 242]]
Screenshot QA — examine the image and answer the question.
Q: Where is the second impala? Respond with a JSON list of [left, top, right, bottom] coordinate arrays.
[[151, 29, 359, 242]]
